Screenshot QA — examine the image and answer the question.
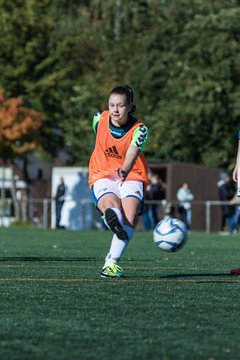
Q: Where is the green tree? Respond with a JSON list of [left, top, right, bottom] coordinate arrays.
[[149, 4, 240, 167], [0, 0, 96, 158], [1, 0, 240, 169]]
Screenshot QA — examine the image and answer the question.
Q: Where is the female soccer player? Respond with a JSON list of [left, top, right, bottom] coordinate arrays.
[[231, 131, 240, 275], [89, 85, 148, 278]]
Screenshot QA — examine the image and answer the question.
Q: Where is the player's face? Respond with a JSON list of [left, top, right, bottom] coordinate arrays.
[[108, 94, 132, 126]]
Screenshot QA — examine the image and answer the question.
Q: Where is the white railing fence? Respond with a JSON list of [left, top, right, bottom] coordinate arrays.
[[0, 199, 239, 233]]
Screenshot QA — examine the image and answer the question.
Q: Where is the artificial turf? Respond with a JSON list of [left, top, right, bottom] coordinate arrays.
[[0, 227, 239, 360]]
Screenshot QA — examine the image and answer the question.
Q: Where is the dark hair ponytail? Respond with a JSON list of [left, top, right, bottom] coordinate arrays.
[[109, 84, 136, 113]]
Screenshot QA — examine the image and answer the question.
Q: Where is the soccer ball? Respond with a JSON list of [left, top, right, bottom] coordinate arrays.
[[153, 217, 188, 252]]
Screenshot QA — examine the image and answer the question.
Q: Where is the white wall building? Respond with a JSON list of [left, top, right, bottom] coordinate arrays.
[[51, 167, 94, 230]]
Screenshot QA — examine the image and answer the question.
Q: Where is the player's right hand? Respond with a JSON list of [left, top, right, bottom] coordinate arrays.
[[116, 168, 128, 182], [233, 166, 238, 182]]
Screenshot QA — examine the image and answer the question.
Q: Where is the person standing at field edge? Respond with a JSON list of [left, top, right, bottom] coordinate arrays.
[[231, 130, 240, 275], [55, 177, 67, 229], [176, 181, 194, 230], [88, 85, 148, 278]]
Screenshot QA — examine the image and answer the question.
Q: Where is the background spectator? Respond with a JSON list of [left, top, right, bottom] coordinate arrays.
[[55, 177, 67, 229], [218, 173, 237, 234], [142, 172, 166, 230], [176, 181, 194, 230]]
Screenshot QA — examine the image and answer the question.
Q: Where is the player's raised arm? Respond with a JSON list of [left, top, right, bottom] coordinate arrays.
[[117, 144, 141, 181], [233, 132, 240, 182], [117, 124, 148, 182]]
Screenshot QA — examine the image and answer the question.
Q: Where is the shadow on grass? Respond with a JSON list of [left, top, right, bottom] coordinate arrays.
[[0, 257, 97, 262], [129, 272, 238, 282], [155, 273, 231, 279]]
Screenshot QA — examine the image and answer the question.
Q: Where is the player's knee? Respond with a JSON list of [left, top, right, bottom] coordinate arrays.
[[98, 197, 120, 213]]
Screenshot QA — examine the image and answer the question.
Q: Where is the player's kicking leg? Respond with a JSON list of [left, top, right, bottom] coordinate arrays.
[[104, 208, 128, 240]]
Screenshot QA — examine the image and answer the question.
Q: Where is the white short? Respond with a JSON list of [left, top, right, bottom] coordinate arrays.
[[91, 176, 144, 207]]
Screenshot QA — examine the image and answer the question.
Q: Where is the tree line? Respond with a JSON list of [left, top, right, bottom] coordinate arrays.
[[0, 0, 240, 170]]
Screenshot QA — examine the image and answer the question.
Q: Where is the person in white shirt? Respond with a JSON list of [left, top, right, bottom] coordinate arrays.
[[176, 181, 194, 230]]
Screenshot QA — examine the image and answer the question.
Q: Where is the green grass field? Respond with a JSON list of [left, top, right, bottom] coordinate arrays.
[[0, 227, 239, 360]]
